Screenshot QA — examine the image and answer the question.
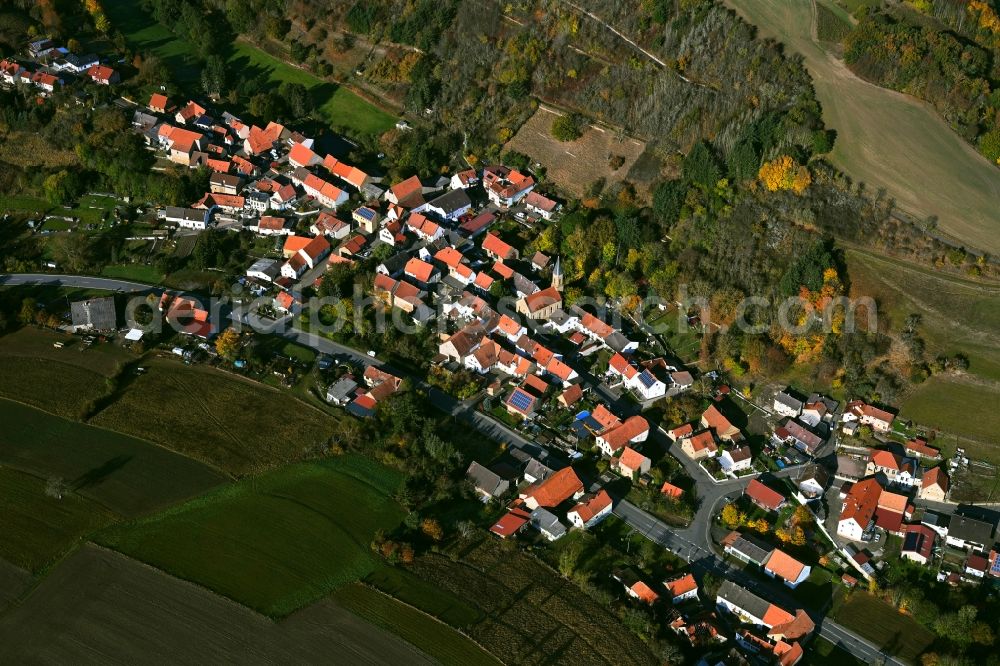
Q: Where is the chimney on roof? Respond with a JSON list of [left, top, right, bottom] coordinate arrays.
[[552, 256, 563, 292]]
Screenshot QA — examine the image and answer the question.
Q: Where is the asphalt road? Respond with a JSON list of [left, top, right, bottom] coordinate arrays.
[[1, 272, 906, 665]]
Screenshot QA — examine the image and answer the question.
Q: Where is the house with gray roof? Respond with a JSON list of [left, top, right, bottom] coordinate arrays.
[[466, 461, 510, 500], [70, 296, 116, 332]]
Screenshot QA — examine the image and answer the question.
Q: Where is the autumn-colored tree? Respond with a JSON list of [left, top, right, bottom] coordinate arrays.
[[749, 518, 769, 534], [721, 503, 742, 528], [791, 526, 806, 547], [758, 155, 811, 193], [420, 518, 444, 541], [215, 328, 240, 360], [792, 505, 812, 528], [399, 543, 415, 564]]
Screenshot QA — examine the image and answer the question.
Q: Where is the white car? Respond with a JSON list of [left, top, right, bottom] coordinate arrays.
[[367, 350, 376, 358]]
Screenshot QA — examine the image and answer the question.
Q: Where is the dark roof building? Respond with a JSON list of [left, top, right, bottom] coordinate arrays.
[[70, 296, 116, 331]]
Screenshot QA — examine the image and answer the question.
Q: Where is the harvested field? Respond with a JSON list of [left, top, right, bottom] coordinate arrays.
[[0, 467, 117, 573], [89, 359, 337, 475], [506, 106, 646, 198], [0, 545, 433, 665], [0, 398, 229, 517], [725, 0, 1000, 255], [406, 538, 658, 665], [97, 456, 404, 617]]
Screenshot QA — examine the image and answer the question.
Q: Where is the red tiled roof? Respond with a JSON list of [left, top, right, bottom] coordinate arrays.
[[490, 508, 531, 538], [764, 549, 806, 582], [149, 93, 169, 110], [618, 446, 649, 472], [404, 258, 435, 283], [745, 479, 785, 511], [283, 235, 312, 255], [389, 175, 424, 207], [922, 466, 948, 492], [630, 581, 660, 604], [870, 449, 901, 471], [602, 416, 650, 451], [87, 64, 115, 82], [523, 467, 583, 507], [482, 232, 516, 260], [661, 482, 684, 498], [590, 404, 622, 432], [559, 384, 583, 406], [664, 573, 697, 599], [840, 477, 881, 528], [570, 490, 612, 523], [522, 286, 562, 314], [288, 142, 318, 167]]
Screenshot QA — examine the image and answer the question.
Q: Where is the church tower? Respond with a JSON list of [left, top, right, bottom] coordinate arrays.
[[551, 256, 564, 292]]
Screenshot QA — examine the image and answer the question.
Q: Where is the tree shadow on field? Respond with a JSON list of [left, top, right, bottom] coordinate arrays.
[[72, 455, 132, 491]]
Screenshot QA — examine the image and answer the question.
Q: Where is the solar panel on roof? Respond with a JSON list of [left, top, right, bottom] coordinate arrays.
[[991, 557, 1000, 575], [356, 207, 376, 220], [509, 390, 534, 411], [638, 371, 657, 389], [903, 532, 919, 552]]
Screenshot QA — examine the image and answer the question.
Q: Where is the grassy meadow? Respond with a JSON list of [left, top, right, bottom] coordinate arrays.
[[96, 455, 404, 617], [831, 593, 935, 663]]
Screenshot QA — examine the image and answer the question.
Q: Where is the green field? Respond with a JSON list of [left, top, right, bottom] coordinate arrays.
[[725, 0, 1000, 255], [331, 584, 501, 666], [832, 593, 935, 663], [89, 359, 337, 475], [364, 566, 485, 628], [0, 467, 118, 573], [96, 456, 404, 617], [899, 377, 1000, 446], [103, 0, 395, 137], [0, 398, 229, 517], [100, 264, 164, 284], [0, 195, 51, 214]]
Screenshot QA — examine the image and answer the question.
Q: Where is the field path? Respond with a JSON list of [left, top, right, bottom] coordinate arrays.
[[724, 0, 1000, 255]]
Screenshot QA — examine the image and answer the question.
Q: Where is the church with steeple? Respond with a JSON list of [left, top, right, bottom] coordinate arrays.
[[551, 256, 563, 292]]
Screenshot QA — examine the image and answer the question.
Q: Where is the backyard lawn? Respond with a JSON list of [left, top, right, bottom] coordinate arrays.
[[96, 455, 405, 617]]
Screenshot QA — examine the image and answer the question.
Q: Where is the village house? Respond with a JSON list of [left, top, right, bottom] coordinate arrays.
[[325, 375, 359, 406], [901, 524, 936, 565], [405, 213, 443, 242], [773, 389, 804, 418], [483, 165, 535, 207], [744, 479, 786, 513], [280, 235, 330, 280], [157, 125, 204, 165], [69, 297, 116, 332], [965, 553, 989, 579], [322, 154, 370, 190], [529, 507, 567, 541], [701, 404, 742, 442], [865, 449, 920, 488], [310, 211, 350, 239], [716, 580, 814, 661], [385, 175, 426, 208], [843, 400, 895, 432], [209, 172, 243, 196], [466, 461, 510, 501], [288, 142, 322, 168], [663, 574, 699, 604], [489, 507, 531, 539], [613, 569, 660, 605], [607, 353, 667, 401], [566, 490, 613, 529], [246, 258, 280, 282], [524, 191, 560, 220], [596, 415, 650, 458], [164, 206, 211, 230], [612, 446, 651, 480], [918, 466, 949, 502], [793, 464, 830, 501], [762, 549, 811, 589], [482, 232, 519, 262], [905, 438, 941, 460], [772, 419, 824, 456], [450, 169, 478, 190], [721, 531, 772, 567], [679, 429, 718, 460], [945, 513, 996, 552], [417, 188, 472, 221], [520, 466, 584, 511], [718, 446, 753, 475], [837, 477, 903, 541]]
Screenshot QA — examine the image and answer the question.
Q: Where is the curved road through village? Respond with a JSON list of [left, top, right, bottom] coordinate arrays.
[[0, 272, 906, 665]]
